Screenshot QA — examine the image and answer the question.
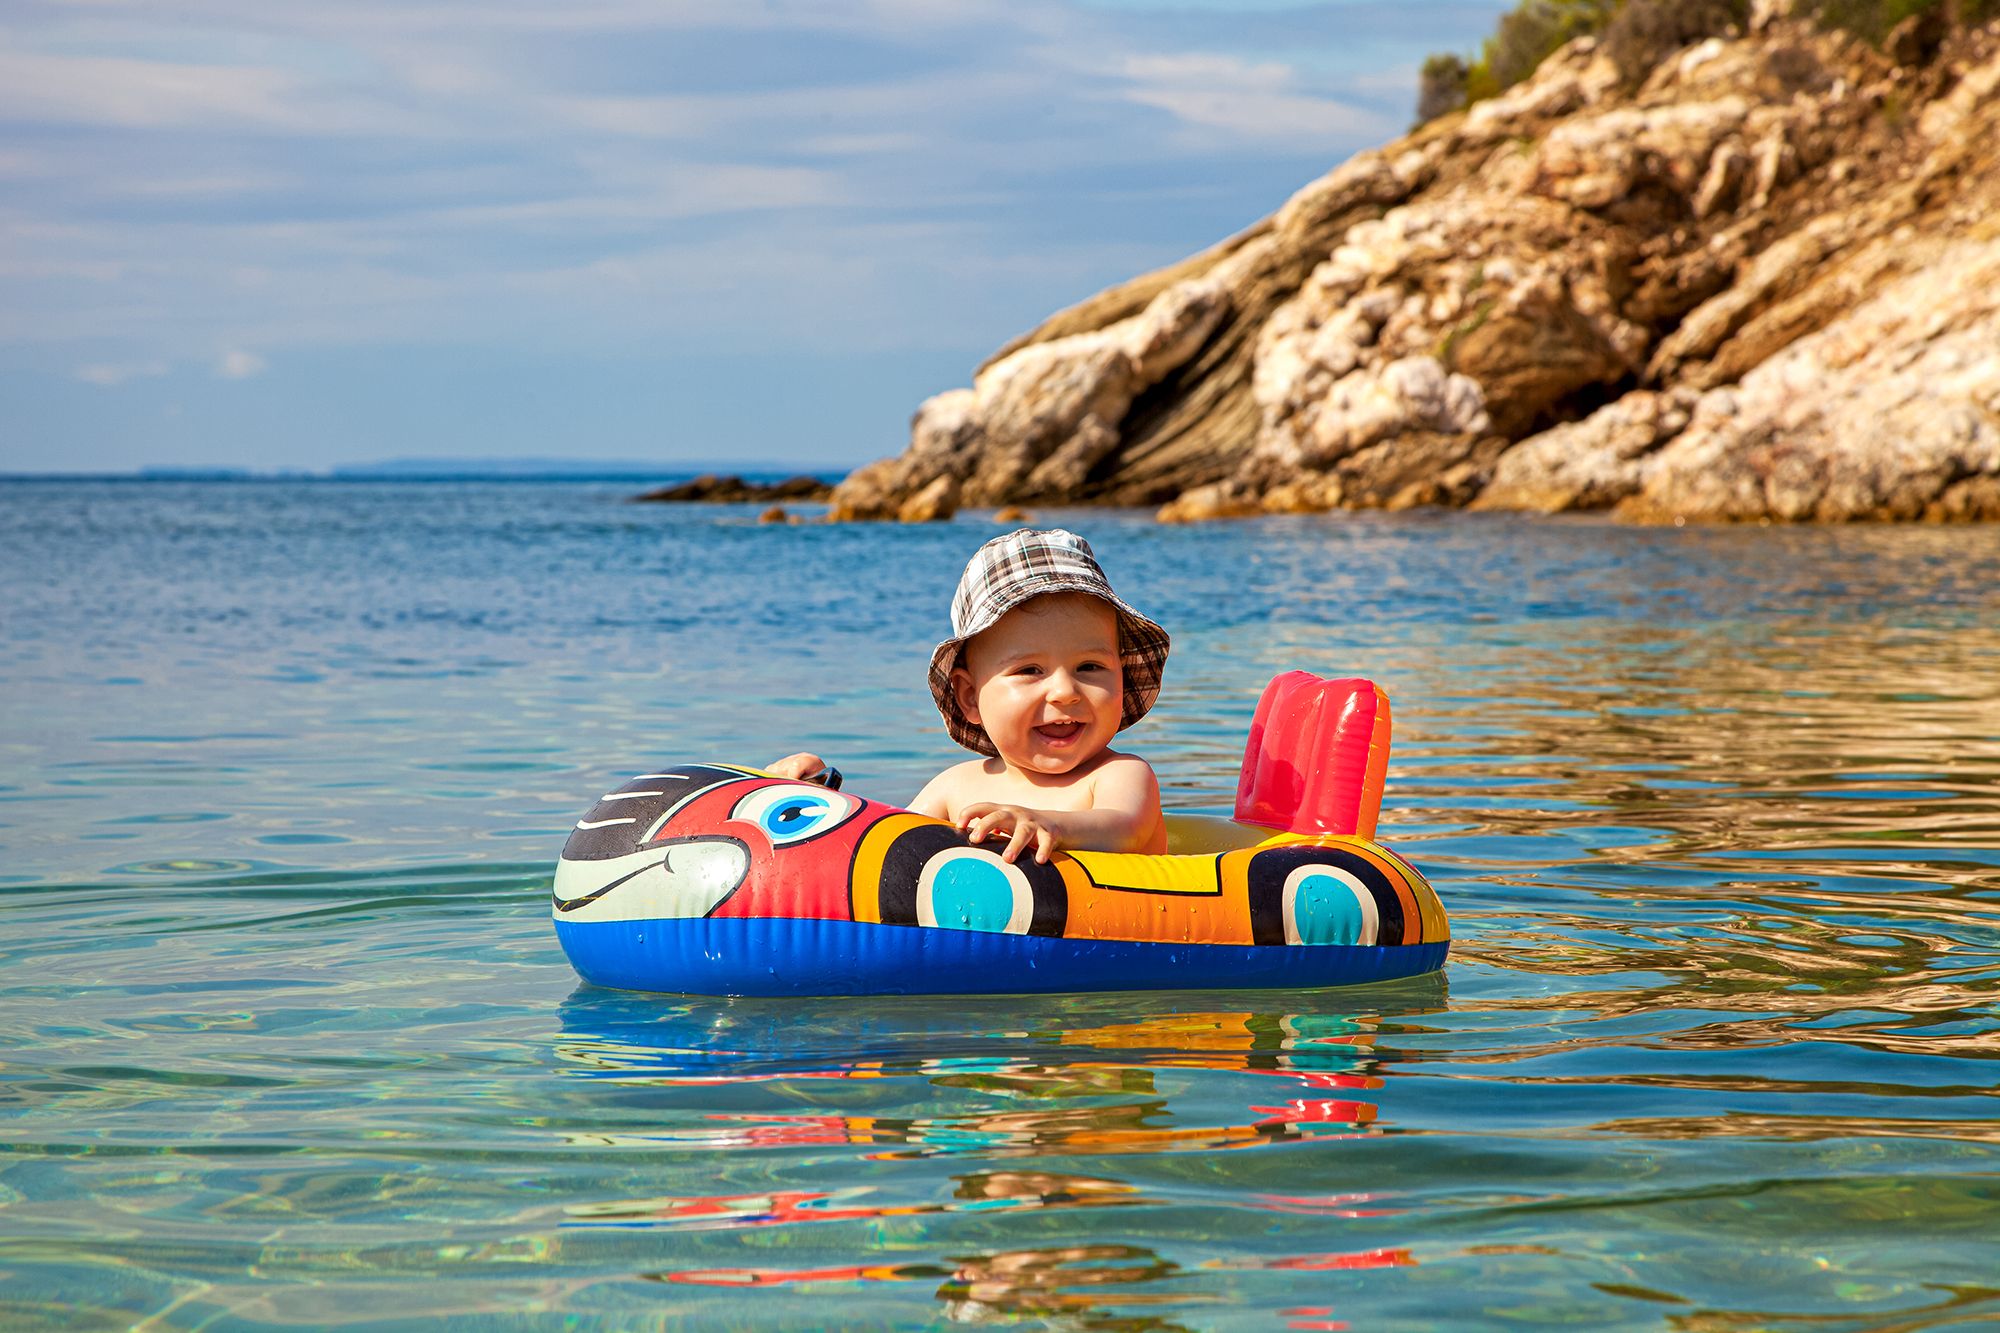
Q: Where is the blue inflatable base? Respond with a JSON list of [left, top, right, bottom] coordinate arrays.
[[556, 915, 1450, 997]]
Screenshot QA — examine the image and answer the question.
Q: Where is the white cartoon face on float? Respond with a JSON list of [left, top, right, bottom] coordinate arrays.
[[553, 768, 879, 926], [552, 837, 751, 924], [553, 767, 756, 924]]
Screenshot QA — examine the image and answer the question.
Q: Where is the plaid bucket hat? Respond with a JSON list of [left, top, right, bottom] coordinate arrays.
[[929, 528, 1171, 756]]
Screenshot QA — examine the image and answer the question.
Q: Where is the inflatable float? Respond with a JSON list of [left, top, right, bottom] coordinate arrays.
[[552, 672, 1448, 996]]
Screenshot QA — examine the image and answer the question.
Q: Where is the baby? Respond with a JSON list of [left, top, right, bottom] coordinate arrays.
[[769, 528, 1170, 863]]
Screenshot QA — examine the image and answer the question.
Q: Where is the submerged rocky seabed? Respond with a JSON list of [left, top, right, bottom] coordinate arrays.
[[830, 12, 2000, 525]]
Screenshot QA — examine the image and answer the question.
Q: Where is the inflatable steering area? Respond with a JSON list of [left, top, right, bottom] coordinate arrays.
[[552, 672, 1449, 996]]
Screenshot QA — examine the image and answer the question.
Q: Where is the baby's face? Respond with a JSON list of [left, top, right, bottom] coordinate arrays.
[[953, 593, 1124, 776]]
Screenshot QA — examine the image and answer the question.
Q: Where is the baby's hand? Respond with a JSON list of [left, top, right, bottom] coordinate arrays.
[[764, 753, 826, 782], [958, 803, 1061, 865]]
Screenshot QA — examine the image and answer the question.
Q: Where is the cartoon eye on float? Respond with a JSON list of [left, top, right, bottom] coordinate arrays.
[[915, 849, 1040, 933], [1244, 845, 1406, 947], [729, 783, 862, 847], [855, 819, 1067, 937], [1278, 864, 1378, 946]]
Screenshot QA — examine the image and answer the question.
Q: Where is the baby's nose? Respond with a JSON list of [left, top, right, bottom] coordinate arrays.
[[1045, 669, 1083, 700]]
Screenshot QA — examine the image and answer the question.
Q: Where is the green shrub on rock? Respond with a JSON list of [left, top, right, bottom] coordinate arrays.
[[1602, 0, 1748, 85], [1414, 0, 1998, 125], [1462, 0, 1617, 104], [1814, 0, 1941, 45], [1417, 53, 1471, 125]]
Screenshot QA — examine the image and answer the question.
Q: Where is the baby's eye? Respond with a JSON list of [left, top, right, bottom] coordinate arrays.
[[1012, 664, 1044, 677]]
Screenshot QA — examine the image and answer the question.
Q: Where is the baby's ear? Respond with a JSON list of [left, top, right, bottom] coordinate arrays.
[[950, 667, 981, 725]]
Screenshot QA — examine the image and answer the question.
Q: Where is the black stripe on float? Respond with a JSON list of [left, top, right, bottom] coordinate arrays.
[[1025, 856, 1067, 938], [1244, 844, 1406, 947], [873, 823, 1068, 938], [561, 765, 744, 862], [877, 824, 961, 926]]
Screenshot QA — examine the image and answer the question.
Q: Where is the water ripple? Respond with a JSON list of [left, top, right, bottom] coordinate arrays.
[[2, 482, 1998, 1327]]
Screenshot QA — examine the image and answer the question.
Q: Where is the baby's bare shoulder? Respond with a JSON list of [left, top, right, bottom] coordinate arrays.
[[910, 758, 998, 819], [1086, 749, 1159, 799], [1091, 749, 1158, 780], [934, 758, 992, 791]]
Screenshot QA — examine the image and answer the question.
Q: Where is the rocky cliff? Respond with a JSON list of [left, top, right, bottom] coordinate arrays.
[[829, 10, 2000, 523]]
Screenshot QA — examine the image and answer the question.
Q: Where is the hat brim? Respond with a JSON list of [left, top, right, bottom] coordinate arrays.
[[929, 584, 1170, 757]]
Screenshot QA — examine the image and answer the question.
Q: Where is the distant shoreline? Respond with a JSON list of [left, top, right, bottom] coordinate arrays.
[[0, 468, 848, 485]]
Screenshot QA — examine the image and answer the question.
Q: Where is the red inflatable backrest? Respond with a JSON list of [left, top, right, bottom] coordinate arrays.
[[1234, 672, 1392, 839]]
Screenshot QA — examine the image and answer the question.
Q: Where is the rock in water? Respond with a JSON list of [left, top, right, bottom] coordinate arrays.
[[831, 18, 2000, 524], [637, 474, 832, 504], [895, 474, 960, 523]]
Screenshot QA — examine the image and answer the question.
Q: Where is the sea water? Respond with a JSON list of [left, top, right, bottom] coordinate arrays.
[[1, 478, 1996, 1330]]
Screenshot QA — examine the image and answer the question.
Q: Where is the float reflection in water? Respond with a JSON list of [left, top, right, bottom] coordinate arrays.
[[551, 674, 1450, 995], [553, 990, 1425, 1318], [660, 1237, 1410, 1329], [550, 988, 1435, 1161]]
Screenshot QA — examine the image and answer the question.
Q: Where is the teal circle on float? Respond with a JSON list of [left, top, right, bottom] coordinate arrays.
[[929, 856, 1019, 932], [1290, 873, 1363, 945]]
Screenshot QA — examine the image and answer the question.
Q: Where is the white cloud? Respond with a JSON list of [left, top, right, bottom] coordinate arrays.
[[798, 131, 927, 157], [111, 171, 292, 198], [0, 146, 53, 178], [0, 41, 463, 140], [0, 0, 1474, 372], [0, 50, 313, 132], [539, 59, 1052, 147], [410, 162, 848, 229], [1117, 53, 1395, 144], [76, 360, 168, 386]]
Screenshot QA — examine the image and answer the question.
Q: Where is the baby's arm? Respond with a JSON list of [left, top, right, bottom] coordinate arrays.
[[764, 752, 826, 782], [961, 755, 1161, 863], [908, 763, 971, 820]]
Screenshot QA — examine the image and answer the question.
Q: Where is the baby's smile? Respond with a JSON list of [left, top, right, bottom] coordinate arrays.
[[1034, 719, 1085, 746]]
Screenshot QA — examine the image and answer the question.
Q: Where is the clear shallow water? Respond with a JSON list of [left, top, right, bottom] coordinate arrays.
[[2, 479, 1997, 1330]]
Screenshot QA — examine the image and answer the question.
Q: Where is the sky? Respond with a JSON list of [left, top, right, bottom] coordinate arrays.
[[0, 0, 1512, 474]]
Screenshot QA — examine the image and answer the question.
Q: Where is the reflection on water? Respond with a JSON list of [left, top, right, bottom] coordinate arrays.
[[1, 484, 1998, 1328], [554, 997, 1395, 1162], [553, 996, 1423, 1328]]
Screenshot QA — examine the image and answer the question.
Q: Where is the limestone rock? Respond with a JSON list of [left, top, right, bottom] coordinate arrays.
[[1260, 473, 1346, 514], [829, 16, 2000, 524], [1926, 475, 2000, 521], [824, 457, 905, 522], [896, 474, 961, 524], [1156, 481, 1261, 524], [1618, 235, 2000, 522], [828, 276, 1234, 515], [1474, 388, 1700, 512], [1337, 431, 1511, 509]]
